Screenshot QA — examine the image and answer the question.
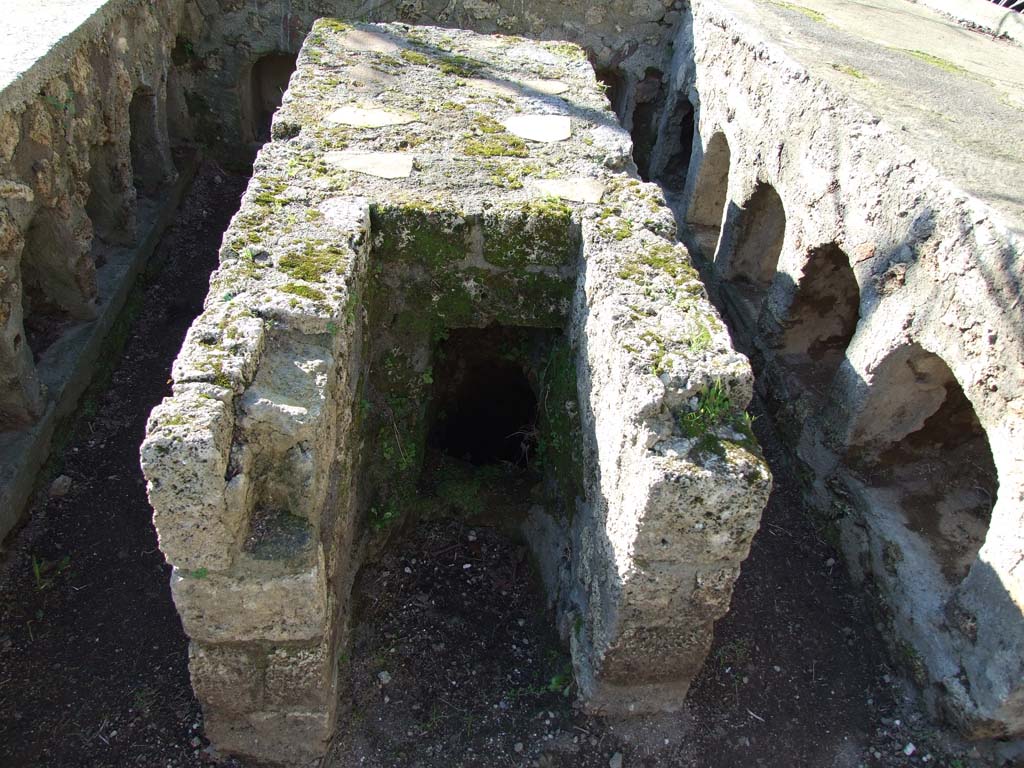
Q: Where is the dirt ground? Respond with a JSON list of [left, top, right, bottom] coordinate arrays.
[[0, 163, 1019, 768]]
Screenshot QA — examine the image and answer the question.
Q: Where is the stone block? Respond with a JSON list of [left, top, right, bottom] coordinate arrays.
[[189, 642, 262, 714], [140, 390, 238, 571], [204, 707, 334, 766], [171, 562, 328, 644], [264, 640, 335, 708]]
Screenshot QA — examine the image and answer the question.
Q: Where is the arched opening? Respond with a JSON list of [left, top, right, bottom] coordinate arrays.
[[777, 243, 859, 390], [85, 143, 132, 246], [655, 97, 695, 195], [629, 68, 666, 181], [685, 131, 730, 260], [726, 181, 786, 291], [848, 346, 997, 584], [129, 89, 167, 197], [20, 213, 78, 360], [244, 53, 298, 144]]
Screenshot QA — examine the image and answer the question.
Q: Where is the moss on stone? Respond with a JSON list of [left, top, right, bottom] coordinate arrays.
[[536, 340, 584, 514], [372, 200, 467, 268], [437, 53, 484, 77], [485, 161, 540, 189], [279, 283, 327, 301], [617, 241, 702, 310], [770, 1, 826, 22], [400, 50, 430, 66], [483, 197, 575, 267], [542, 42, 587, 60], [464, 134, 529, 158], [317, 19, 353, 33], [278, 242, 348, 282], [473, 115, 505, 134]]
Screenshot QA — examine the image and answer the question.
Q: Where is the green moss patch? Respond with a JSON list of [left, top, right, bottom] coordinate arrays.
[[900, 49, 967, 75], [279, 283, 327, 301], [372, 200, 467, 268], [770, 1, 826, 22], [483, 197, 576, 268], [400, 50, 430, 66], [464, 134, 529, 158], [278, 242, 348, 282]]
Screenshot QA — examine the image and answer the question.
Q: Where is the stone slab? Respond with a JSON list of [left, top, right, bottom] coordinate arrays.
[[323, 151, 414, 179], [324, 105, 418, 128], [502, 114, 572, 143], [530, 178, 606, 203]]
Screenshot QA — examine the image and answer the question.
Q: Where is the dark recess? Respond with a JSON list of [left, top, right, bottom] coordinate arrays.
[[427, 327, 543, 467]]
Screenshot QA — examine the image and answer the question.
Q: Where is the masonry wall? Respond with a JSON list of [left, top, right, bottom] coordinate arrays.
[[140, 21, 770, 764], [656, 0, 1024, 738], [171, 0, 684, 160], [0, 0, 189, 538]]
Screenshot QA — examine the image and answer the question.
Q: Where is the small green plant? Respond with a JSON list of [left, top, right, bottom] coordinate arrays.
[[369, 501, 401, 532], [679, 381, 733, 437], [715, 637, 753, 670], [546, 664, 573, 694], [32, 554, 71, 591]]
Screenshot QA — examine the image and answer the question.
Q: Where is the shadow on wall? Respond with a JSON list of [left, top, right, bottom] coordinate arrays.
[[654, 97, 695, 194], [687, 149, 1019, 728], [130, 89, 167, 196]]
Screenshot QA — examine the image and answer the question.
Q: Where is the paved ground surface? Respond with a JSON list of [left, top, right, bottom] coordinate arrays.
[[916, 0, 1024, 44], [720, 0, 1024, 236]]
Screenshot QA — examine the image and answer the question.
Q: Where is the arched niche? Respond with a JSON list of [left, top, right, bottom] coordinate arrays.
[[777, 243, 860, 391], [724, 181, 786, 291], [242, 53, 298, 144], [684, 131, 730, 260], [848, 345, 997, 584]]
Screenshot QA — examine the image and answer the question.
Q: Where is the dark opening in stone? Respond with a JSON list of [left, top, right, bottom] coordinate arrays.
[[428, 327, 543, 467], [657, 97, 695, 193], [594, 67, 627, 122], [630, 67, 666, 181], [247, 53, 298, 143]]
